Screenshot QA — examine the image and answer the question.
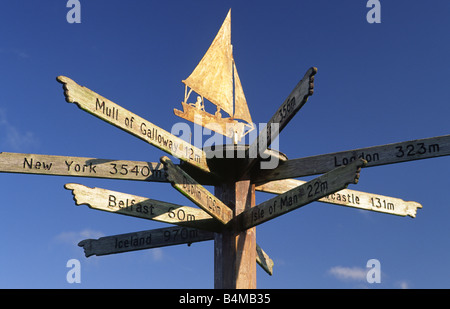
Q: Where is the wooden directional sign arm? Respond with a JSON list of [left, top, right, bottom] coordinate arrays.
[[64, 183, 221, 232], [256, 178, 422, 218], [78, 227, 274, 275], [57, 76, 210, 173], [0, 152, 168, 182], [235, 158, 366, 230], [256, 244, 274, 276], [260, 67, 317, 144], [254, 134, 450, 183], [243, 67, 317, 174], [78, 226, 214, 257], [161, 156, 233, 225]]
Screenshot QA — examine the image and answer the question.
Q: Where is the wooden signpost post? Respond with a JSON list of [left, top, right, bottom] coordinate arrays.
[[0, 10, 448, 289]]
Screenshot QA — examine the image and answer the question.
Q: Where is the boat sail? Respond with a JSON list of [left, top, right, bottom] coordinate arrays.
[[174, 9, 254, 143]]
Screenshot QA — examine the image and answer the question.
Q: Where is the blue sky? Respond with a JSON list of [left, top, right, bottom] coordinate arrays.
[[0, 1, 449, 289]]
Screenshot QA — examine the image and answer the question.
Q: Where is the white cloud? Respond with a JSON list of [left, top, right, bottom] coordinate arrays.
[[55, 229, 166, 262], [0, 47, 30, 59], [328, 265, 367, 281], [150, 248, 164, 261], [396, 280, 410, 289], [0, 108, 39, 151], [54, 228, 104, 246]]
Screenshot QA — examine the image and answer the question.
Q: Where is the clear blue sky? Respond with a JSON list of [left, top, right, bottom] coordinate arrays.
[[0, 1, 449, 289]]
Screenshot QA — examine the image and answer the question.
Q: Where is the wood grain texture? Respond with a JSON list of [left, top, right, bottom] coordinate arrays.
[[254, 135, 450, 183], [78, 226, 214, 257], [57, 76, 210, 173], [242, 67, 316, 175], [162, 156, 233, 225], [64, 183, 221, 232], [256, 178, 422, 218], [0, 152, 167, 182], [256, 244, 274, 276], [78, 226, 274, 276], [214, 179, 256, 289], [236, 158, 366, 230]]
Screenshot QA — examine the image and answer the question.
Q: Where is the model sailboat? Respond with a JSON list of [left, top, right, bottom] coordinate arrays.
[[174, 10, 254, 143]]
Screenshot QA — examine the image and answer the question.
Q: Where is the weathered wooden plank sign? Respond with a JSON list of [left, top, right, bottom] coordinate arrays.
[[0, 152, 167, 182], [64, 183, 220, 231], [256, 244, 274, 276], [57, 76, 210, 173], [78, 227, 274, 275], [78, 226, 214, 257], [244, 67, 316, 172], [254, 134, 450, 183], [161, 156, 233, 225], [256, 178, 422, 218], [236, 158, 366, 230]]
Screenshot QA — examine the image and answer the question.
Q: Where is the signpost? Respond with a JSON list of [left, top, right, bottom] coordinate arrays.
[[1, 10, 448, 289]]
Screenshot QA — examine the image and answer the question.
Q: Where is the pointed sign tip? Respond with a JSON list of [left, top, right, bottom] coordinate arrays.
[[56, 76, 76, 103], [78, 239, 95, 258], [56, 75, 72, 84], [160, 156, 171, 164], [64, 183, 91, 207], [64, 183, 76, 190]]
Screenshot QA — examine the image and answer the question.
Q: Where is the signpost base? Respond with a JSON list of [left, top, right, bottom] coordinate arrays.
[[203, 145, 270, 289], [214, 180, 256, 289]]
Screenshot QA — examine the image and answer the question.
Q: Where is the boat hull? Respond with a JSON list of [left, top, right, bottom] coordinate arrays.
[[174, 102, 247, 141]]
